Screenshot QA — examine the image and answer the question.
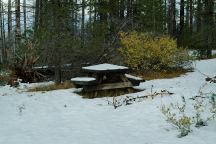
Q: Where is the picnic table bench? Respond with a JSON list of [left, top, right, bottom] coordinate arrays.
[[71, 63, 144, 97]]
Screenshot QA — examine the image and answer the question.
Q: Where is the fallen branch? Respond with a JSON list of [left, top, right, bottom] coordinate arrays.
[[108, 90, 174, 109]]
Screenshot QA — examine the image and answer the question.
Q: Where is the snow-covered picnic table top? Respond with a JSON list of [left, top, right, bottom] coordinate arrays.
[[82, 63, 129, 73], [71, 77, 96, 82]]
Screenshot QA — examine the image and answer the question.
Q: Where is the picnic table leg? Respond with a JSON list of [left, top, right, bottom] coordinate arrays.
[[113, 96, 116, 108], [120, 74, 128, 82]]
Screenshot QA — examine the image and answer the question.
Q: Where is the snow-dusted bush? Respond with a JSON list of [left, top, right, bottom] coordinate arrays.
[[161, 97, 192, 137], [193, 98, 207, 128], [208, 94, 216, 120], [161, 94, 216, 138], [119, 31, 191, 70], [192, 94, 216, 127]]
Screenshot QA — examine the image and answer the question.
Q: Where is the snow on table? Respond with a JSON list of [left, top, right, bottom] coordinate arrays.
[[82, 63, 128, 71], [125, 74, 143, 81], [71, 77, 96, 82]]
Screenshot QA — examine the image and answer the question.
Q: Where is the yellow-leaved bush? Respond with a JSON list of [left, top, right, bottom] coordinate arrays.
[[119, 31, 190, 70]]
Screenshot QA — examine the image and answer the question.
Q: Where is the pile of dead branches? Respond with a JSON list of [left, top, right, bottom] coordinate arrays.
[[7, 38, 46, 86], [107, 90, 174, 109], [9, 55, 45, 84]]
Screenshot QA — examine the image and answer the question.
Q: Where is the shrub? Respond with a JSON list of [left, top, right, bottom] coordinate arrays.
[[119, 31, 191, 70], [161, 97, 192, 137], [0, 69, 11, 86], [207, 94, 216, 121], [193, 98, 207, 128], [162, 94, 216, 138]]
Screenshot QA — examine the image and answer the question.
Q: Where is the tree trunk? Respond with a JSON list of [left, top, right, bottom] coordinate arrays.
[[126, 0, 131, 18], [186, 0, 189, 28], [178, 0, 184, 45], [15, 0, 21, 46], [35, 0, 40, 30], [1, 1, 5, 63], [120, 0, 124, 18], [7, 0, 14, 58], [168, 0, 176, 37], [55, 63, 61, 84], [23, 0, 27, 37], [164, 0, 167, 32], [89, 0, 92, 26], [0, 0, 3, 63], [189, 0, 193, 34], [179, 0, 184, 35], [196, 0, 202, 33], [204, 0, 214, 58], [75, 0, 78, 35], [81, 0, 85, 48]]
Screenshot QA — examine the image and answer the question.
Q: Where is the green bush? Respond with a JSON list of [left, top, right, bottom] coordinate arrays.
[[119, 31, 191, 70]]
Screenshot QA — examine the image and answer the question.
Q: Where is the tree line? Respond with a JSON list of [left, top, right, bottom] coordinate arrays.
[[0, 0, 215, 82]]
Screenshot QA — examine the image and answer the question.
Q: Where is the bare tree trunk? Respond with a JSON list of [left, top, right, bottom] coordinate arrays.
[[35, 0, 40, 30], [186, 0, 189, 28], [179, 0, 184, 35], [153, 0, 156, 32], [196, 0, 202, 33], [0, 0, 3, 63], [7, 0, 13, 55], [177, 0, 184, 45], [23, 0, 27, 37], [94, 0, 97, 22], [127, 0, 132, 18], [89, 0, 92, 25], [164, 0, 167, 32], [81, 0, 85, 48], [204, 0, 214, 58], [1, 1, 5, 63], [120, 0, 124, 18], [189, 0, 193, 34], [75, 0, 78, 35], [168, 0, 176, 37], [15, 0, 21, 46]]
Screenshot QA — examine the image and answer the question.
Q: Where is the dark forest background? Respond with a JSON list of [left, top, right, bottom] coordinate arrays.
[[0, 0, 215, 82]]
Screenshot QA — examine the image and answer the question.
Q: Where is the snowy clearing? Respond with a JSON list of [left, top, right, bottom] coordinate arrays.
[[0, 59, 216, 144]]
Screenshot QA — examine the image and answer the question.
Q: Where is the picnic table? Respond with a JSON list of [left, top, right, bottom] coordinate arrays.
[[71, 63, 144, 97]]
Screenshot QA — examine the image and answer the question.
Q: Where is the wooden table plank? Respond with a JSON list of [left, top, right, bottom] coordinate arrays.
[[71, 77, 97, 86], [83, 82, 133, 91]]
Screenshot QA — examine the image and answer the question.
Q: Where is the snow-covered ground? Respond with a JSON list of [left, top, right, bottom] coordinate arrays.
[[0, 59, 216, 144]]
